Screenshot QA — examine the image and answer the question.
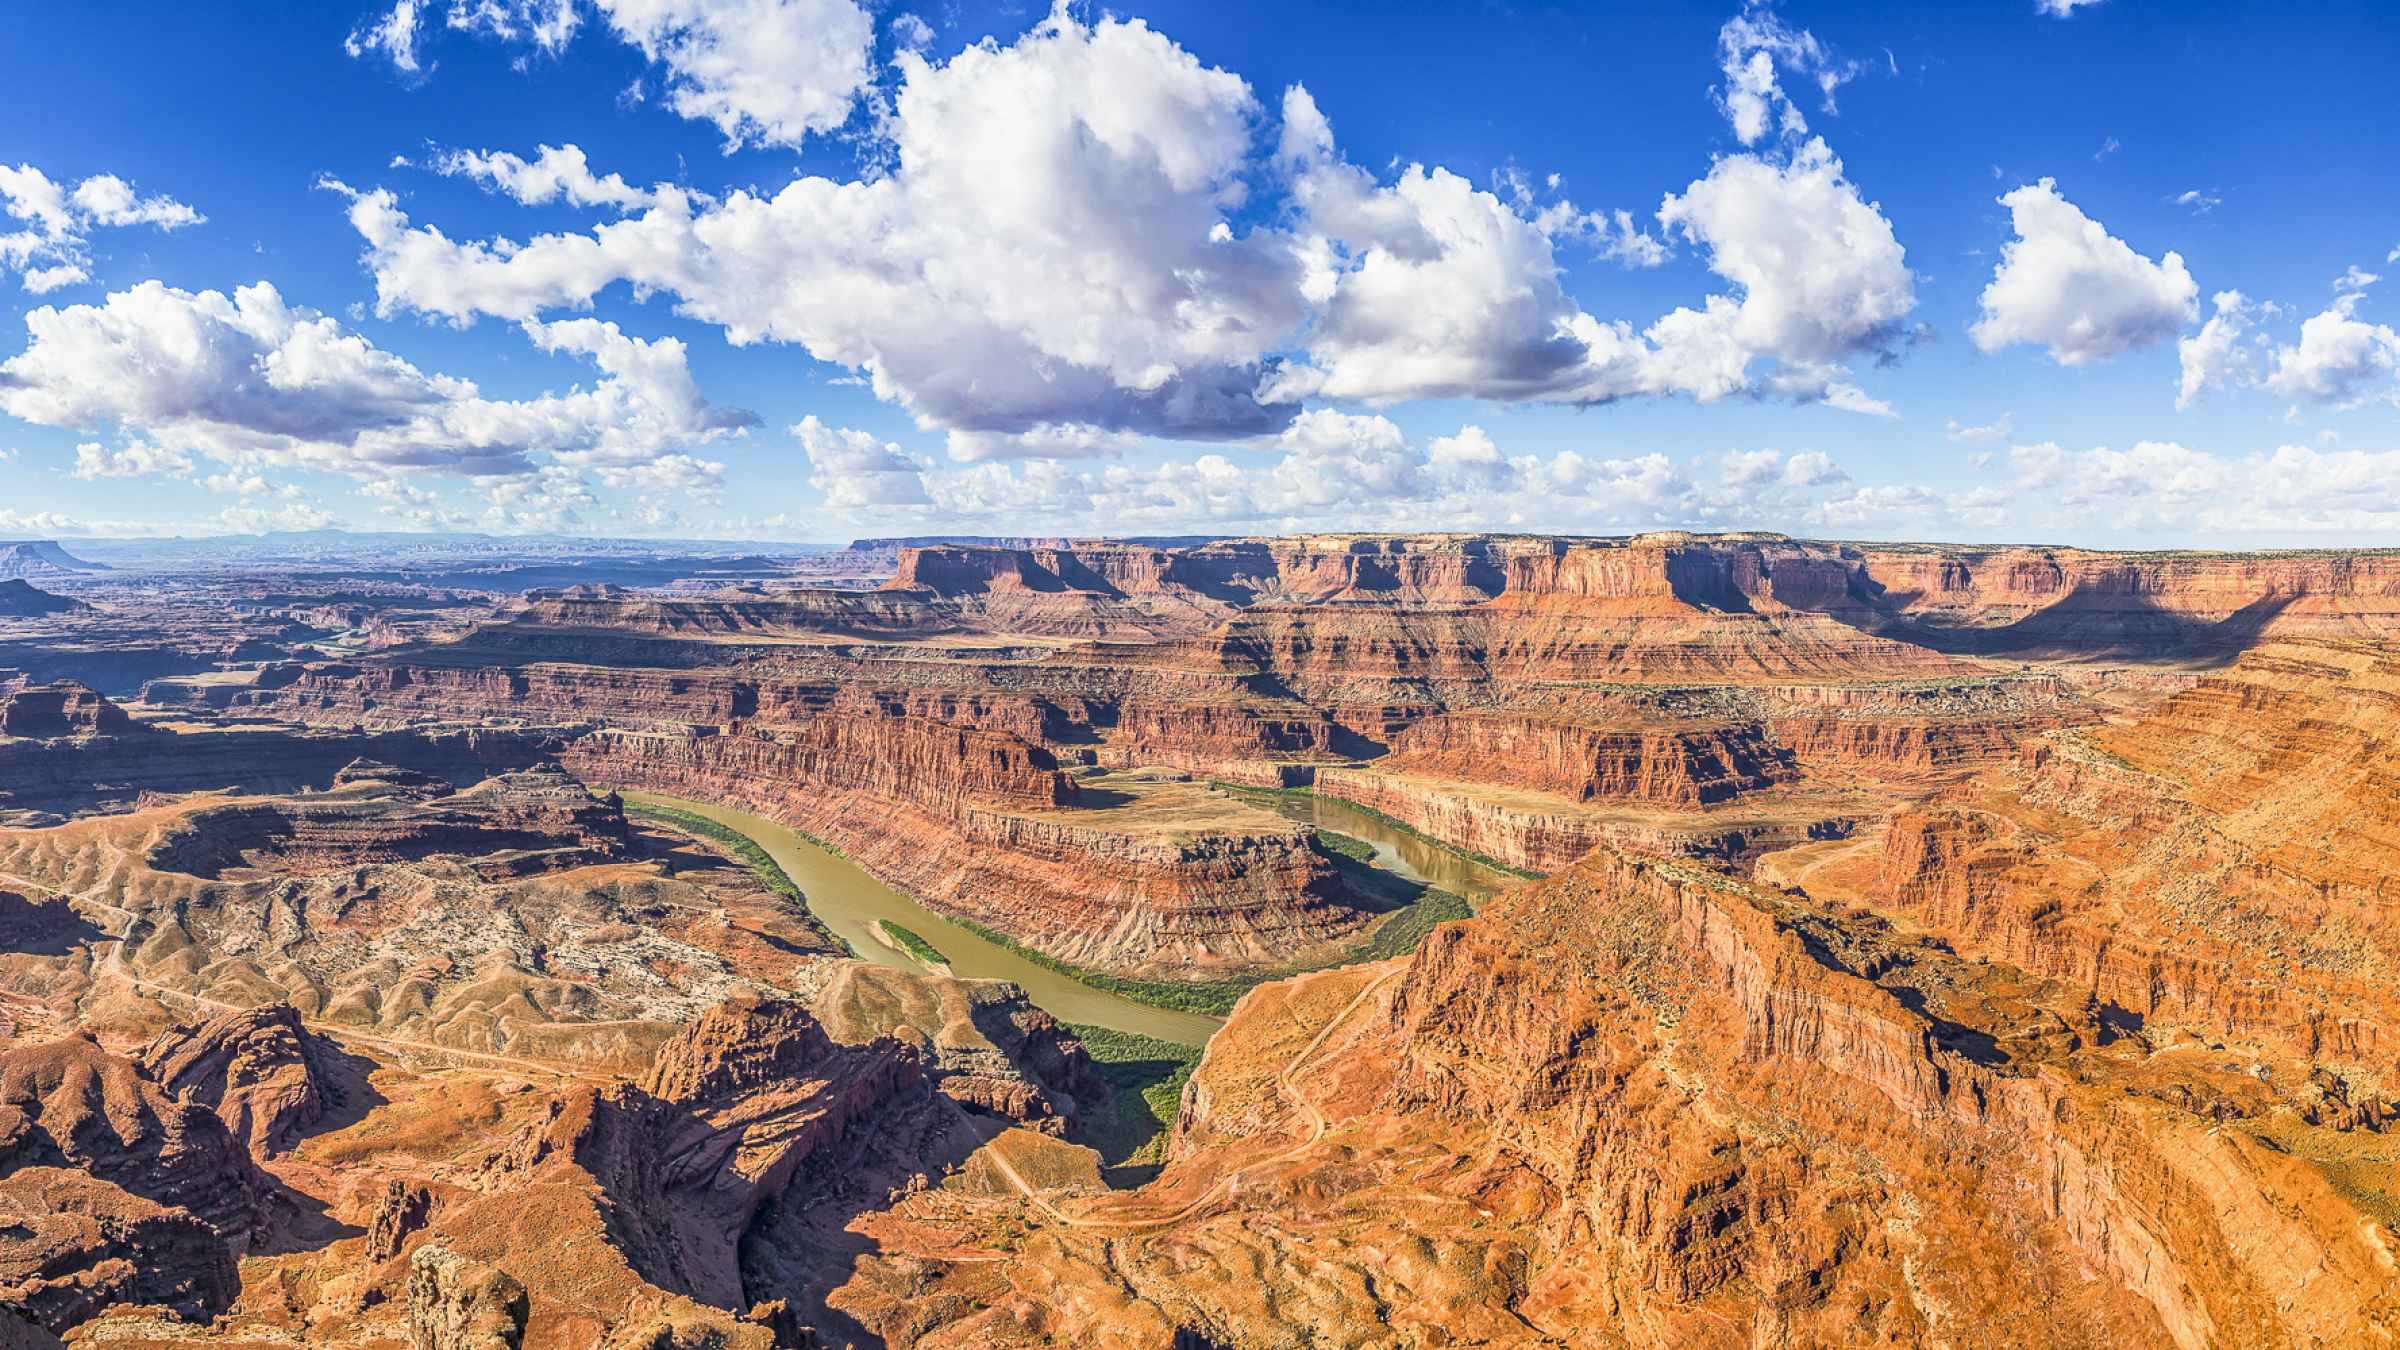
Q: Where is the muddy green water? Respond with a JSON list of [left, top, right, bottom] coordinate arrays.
[[1264, 792, 1518, 906], [621, 791, 1226, 1045]]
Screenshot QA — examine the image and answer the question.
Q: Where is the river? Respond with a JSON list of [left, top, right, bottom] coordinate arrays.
[[1258, 791, 1519, 906], [620, 791, 1227, 1045], [620, 787, 1520, 1049]]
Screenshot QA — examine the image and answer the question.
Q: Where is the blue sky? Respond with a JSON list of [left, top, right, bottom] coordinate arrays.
[[2, 0, 2397, 546]]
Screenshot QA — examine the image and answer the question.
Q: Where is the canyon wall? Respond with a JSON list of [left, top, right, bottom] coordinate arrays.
[[562, 727, 1368, 973], [830, 842, 2400, 1346], [1313, 767, 1611, 873], [1376, 709, 1795, 805], [0, 709, 566, 824], [1858, 643, 2400, 1078]]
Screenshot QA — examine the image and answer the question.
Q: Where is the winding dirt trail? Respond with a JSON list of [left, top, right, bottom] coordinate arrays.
[[992, 964, 1405, 1233]]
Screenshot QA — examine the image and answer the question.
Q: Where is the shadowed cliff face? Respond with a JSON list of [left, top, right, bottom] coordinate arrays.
[[0, 581, 85, 619], [1805, 637, 2400, 1087], [143, 762, 633, 881], [0, 811, 1112, 1344]]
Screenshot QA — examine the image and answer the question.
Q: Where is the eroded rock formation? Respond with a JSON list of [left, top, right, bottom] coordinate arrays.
[[0, 1034, 259, 1336], [7, 529, 2400, 1346], [0, 681, 139, 739], [0, 583, 82, 620], [138, 1003, 331, 1155], [827, 845, 2400, 1347]]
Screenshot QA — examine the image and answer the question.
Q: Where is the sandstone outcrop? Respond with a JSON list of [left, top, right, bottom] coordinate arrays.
[[1315, 766, 1610, 872], [0, 1033, 259, 1240], [0, 543, 100, 582], [0, 780, 842, 1066], [369, 1179, 438, 1263], [1376, 709, 1795, 805], [146, 761, 631, 881], [0, 717, 566, 825], [204, 529, 2312, 973], [0, 1166, 237, 1336], [408, 1242, 529, 1350], [1813, 637, 2400, 1081], [880, 545, 1237, 637], [565, 733, 1369, 973], [0, 681, 139, 739], [0, 1034, 258, 1335], [828, 844, 2400, 1347], [9, 529, 2400, 1346], [518, 584, 955, 641], [400, 990, 1094, 1343], [810, 961, 1108, 1132], [1857, 544, 2400, 654], [137, 1002, 330, 1155]]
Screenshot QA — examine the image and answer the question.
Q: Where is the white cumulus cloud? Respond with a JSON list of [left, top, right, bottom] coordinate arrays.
[[2176, 290, 2263, 408], [2265, 293, 2400, 408], [425, 143, 661, 210], [0, 280, 755, 483], [798, 415, 932, 508], [0, 164, 202, 294], [1972, 178, 2197, 364], [1657, 136, 1916, 378], [335, 11, 1305, 443], [332, 5, 1921, 444], [596, 0, 875, 149], [349, 0, 875, 148]]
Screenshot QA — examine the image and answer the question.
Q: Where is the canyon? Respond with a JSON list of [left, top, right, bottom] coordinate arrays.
[[2, 529, 2398, 1345]]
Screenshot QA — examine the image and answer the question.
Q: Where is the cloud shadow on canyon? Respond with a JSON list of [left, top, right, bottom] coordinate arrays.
[[1830, 577, 2301, 667]]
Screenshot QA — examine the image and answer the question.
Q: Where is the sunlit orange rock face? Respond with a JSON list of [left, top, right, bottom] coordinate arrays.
[[830, 844, 2400, 1347], [1804, 637, 2400, 1090]]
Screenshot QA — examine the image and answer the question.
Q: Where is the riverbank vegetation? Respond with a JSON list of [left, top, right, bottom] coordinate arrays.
[[629, 789, 1477, 1023], [950, 917, 1260, 1015], [1067, 1023, 1204, 1181], [951, 831, 1470, 1018], [1226, 782, 1542, 880], [1213, 781, 1542, 880], [624, 800, 853, 955], [876, 919, 949, 968]]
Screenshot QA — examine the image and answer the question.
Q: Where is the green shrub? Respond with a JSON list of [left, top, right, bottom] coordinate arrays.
[[1065, 1023, 1204, 1166], [878, 920, 947, 967]]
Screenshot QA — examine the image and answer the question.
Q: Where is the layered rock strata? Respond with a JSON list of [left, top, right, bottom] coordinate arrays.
[[1375, 709, 1795, 805], [137, 1003, 332, 1155], [0, 780, 842, 1066], [378, 987, 1102, 1345], [145, 762, 631, 881], [0, 582, 84, 618], [0, 1034, 260, 1336], [828, 845, 2400, 1347], [564, 731, 1366, 973], [1821, 637, 2400, 1083], [0, 698, 566, 826], [0, 681, 140, 739]]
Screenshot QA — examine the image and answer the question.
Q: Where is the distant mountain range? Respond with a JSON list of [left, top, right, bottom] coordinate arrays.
[[61, 529, 837, 569]]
